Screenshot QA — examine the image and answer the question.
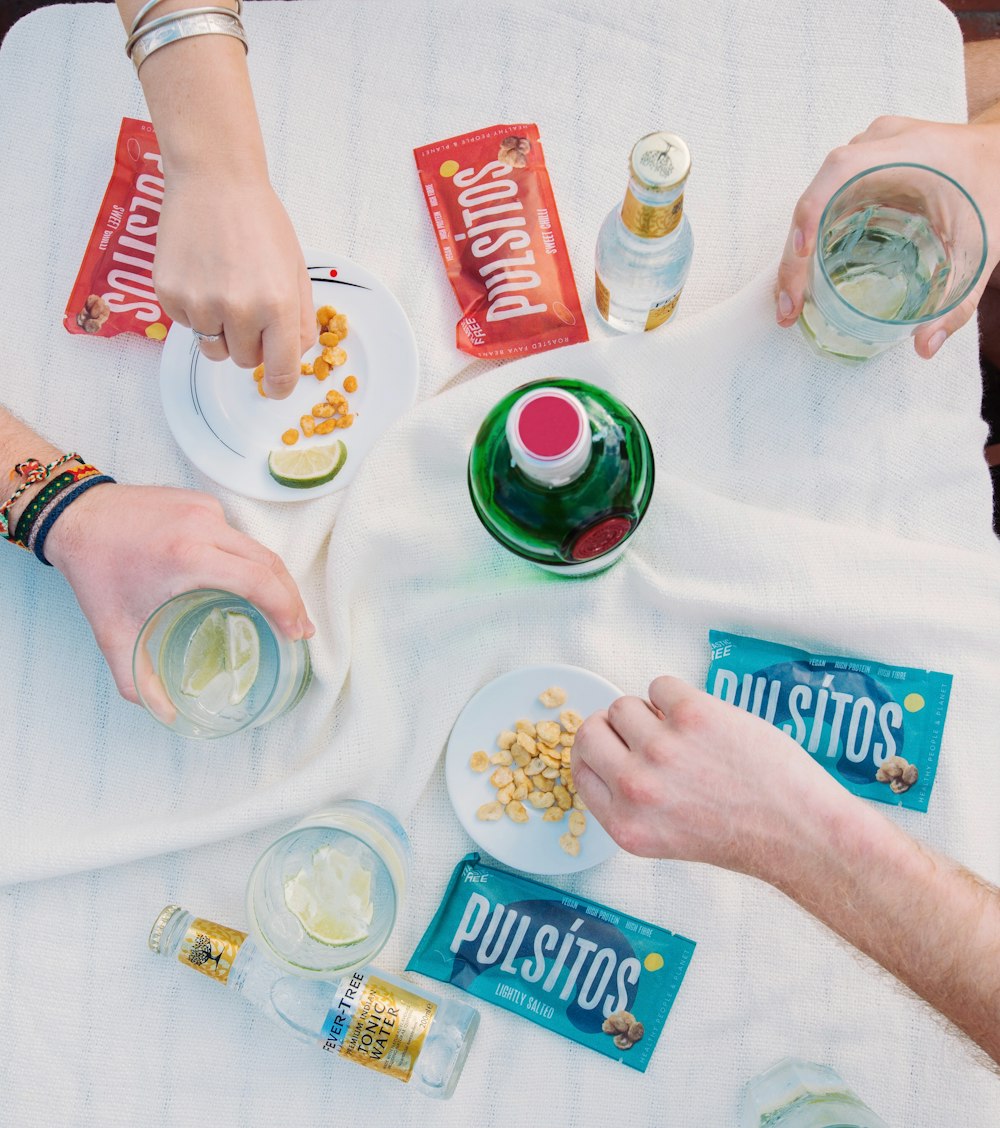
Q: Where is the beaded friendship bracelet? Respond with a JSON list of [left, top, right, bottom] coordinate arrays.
[[31, 474, 117, 566], [0, 452, 82, 540]]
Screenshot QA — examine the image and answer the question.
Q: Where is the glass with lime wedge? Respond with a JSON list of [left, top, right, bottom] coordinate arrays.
[[133, 589, 312, 739], [246, 801, 412, 978]]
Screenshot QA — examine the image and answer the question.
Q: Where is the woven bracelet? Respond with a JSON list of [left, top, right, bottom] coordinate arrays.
[[0, 452, 82, 540], [12, 465, 100, 549], [31, 475, 116, 566]]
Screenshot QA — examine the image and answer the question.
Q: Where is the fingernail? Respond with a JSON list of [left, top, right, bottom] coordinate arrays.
[[777, 291, 793, 320], [304, 620, 316, 638], [793, 228, 805, 255], [927, 329, 947, 356]]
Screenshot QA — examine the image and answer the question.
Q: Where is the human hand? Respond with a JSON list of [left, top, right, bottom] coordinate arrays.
[[155, 168, 316, 398], [776, 116, 1000, 358], [573, 675, 855, 884], [43, 483, 315, 708]]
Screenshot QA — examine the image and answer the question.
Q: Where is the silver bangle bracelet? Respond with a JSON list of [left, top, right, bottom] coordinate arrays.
[[129, 0, 242, 38], [126, 6, 243, 58], [129, 10, 248, 73]]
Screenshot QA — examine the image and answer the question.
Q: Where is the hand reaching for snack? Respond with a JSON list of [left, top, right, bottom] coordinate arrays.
[[155, 169, 316, 398]]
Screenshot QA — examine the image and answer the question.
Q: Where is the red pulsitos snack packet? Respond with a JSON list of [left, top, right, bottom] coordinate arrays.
[[414, 124, 588, 359], [64, 117, 171, 342]]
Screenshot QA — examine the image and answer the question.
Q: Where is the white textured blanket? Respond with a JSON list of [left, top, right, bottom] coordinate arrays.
[[2, 1, 999, 1124]]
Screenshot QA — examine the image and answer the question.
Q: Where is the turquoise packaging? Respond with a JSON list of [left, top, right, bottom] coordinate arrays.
[[406, 854, 695, 1073], [706, 630, 952, 812]]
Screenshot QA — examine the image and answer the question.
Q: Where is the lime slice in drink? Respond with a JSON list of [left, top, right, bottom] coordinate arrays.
[[835, 269, 908, 320], [180, 607, 226, 696], [267, 440, 348, 489], [225, 612, 259, 705], [283, 845, 374, 947]]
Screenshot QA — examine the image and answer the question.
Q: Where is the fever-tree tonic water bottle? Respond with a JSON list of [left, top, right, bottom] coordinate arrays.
[[149, 905, 479, 1099], [595, 131, 693, 332], [468, 378, 654, 575]]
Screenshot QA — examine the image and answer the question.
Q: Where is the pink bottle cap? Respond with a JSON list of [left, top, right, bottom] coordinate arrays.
[[506, 388, 591, 486]]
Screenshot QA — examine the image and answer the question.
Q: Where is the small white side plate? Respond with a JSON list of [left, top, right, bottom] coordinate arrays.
[[159, 250, 419, 501], [445, 664, 623, 875]]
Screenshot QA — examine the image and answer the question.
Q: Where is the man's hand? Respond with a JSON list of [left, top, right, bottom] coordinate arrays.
[[775, 116, 1000, 359], [574, 675, 855, 883], [43, 483, 314, 706]]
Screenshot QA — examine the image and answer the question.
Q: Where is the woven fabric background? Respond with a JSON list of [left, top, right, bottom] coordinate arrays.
[[1, 2, 999, 1124]]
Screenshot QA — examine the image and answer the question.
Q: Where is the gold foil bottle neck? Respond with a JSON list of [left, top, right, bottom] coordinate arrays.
[[621, 189, 685, 239], [179, 918, 247, 984]]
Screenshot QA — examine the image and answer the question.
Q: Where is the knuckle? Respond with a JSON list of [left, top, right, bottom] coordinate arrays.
[[609, 819, 649, 857], [668, 695, 709, 736]]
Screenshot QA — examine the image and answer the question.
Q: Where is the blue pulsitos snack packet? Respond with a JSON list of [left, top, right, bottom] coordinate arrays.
[[706, 631, 952, 812], [406, 854, 696, 1072]]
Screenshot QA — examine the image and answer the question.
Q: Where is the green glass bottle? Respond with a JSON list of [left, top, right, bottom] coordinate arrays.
[[468, 378, 655, 575]]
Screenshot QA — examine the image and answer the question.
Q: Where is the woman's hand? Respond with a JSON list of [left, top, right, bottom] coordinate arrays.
[[155, 169, 316, 398], [43, 483, 314, 706]]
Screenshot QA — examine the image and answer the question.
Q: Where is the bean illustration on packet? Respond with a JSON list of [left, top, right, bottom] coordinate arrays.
[[706, 631, 952, 812]]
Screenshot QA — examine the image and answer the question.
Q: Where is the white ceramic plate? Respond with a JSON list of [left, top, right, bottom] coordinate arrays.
[[159, 250, 419, 501], [445, 664, 623, 875]]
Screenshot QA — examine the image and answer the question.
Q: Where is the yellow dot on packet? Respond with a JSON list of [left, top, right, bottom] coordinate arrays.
[[903, 693, 925, 713], [145, 322, 168, 340], [439, 159, 460, 177], [644, 952, 664, 972]]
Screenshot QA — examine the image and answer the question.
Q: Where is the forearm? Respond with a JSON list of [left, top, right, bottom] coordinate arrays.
[[770, 793, 1000, 1065], [966, 40, 1000, 122], [114, 1, 268, 180]]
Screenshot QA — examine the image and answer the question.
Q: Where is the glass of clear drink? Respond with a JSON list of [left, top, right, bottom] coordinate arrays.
[[799, 163, 987, 363], [742, 1058, 889, 1127], [246, 801, 412, 979], [133, 588, 312, 739]]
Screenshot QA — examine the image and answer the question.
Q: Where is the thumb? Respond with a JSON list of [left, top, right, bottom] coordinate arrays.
[[912, 275, 990, 359], [261, 315, 302, 399]]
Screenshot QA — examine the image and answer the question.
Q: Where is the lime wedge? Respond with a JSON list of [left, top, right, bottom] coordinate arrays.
[[268, 441, 347, 489], [835, 269, 908, 320], [225, 612, 259, 705], [180, 607, 226, 696], [283, 845, 374, 947]]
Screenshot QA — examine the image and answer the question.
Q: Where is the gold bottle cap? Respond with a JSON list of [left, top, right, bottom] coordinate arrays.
[[148, 904, 184, 952], [629, 132, 691, 192]]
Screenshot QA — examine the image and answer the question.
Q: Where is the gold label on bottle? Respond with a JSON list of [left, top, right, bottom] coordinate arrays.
[[595, 272, 611, 319], [644, 291, 682, 330], [179, 919, 247, 984], [621, 188, 684, 239], [320, 971, 437, 1082]]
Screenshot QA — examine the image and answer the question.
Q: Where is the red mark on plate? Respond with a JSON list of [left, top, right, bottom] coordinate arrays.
[[329, 269, 338, 278]]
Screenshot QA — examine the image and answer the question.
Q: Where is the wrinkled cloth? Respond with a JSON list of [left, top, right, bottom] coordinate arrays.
[[1, 1, 998, 1124]]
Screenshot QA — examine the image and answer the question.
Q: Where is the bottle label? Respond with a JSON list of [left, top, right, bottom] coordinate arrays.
[[621, 188, 684, 239], [178, 919, 247, 984], [319, 970, 437, 1082], [595, 272, 611, 319], [644, 290, 682, 330]]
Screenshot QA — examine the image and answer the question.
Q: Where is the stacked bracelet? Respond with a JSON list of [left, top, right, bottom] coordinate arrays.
[[126, 2, 247, 74], [0, 452, 82, 540], [31, 474, 117, 567], [12, 464, 101, 549]]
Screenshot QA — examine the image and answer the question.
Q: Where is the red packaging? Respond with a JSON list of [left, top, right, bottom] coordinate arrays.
[[64, 117, 171, 341], [414, 124, 588, 359]]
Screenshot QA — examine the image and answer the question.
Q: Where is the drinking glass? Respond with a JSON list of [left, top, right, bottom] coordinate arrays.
[[799, 163, 987, 363], [133, 588, 312, 739], [742, 1058, 889, 1127]]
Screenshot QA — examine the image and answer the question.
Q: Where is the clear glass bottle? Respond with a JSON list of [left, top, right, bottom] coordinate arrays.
[[742, 1057, 890, 1127], [595, 130, 694, 332], [149, 905, 479, 1099], [468, 378, 655, 576]]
